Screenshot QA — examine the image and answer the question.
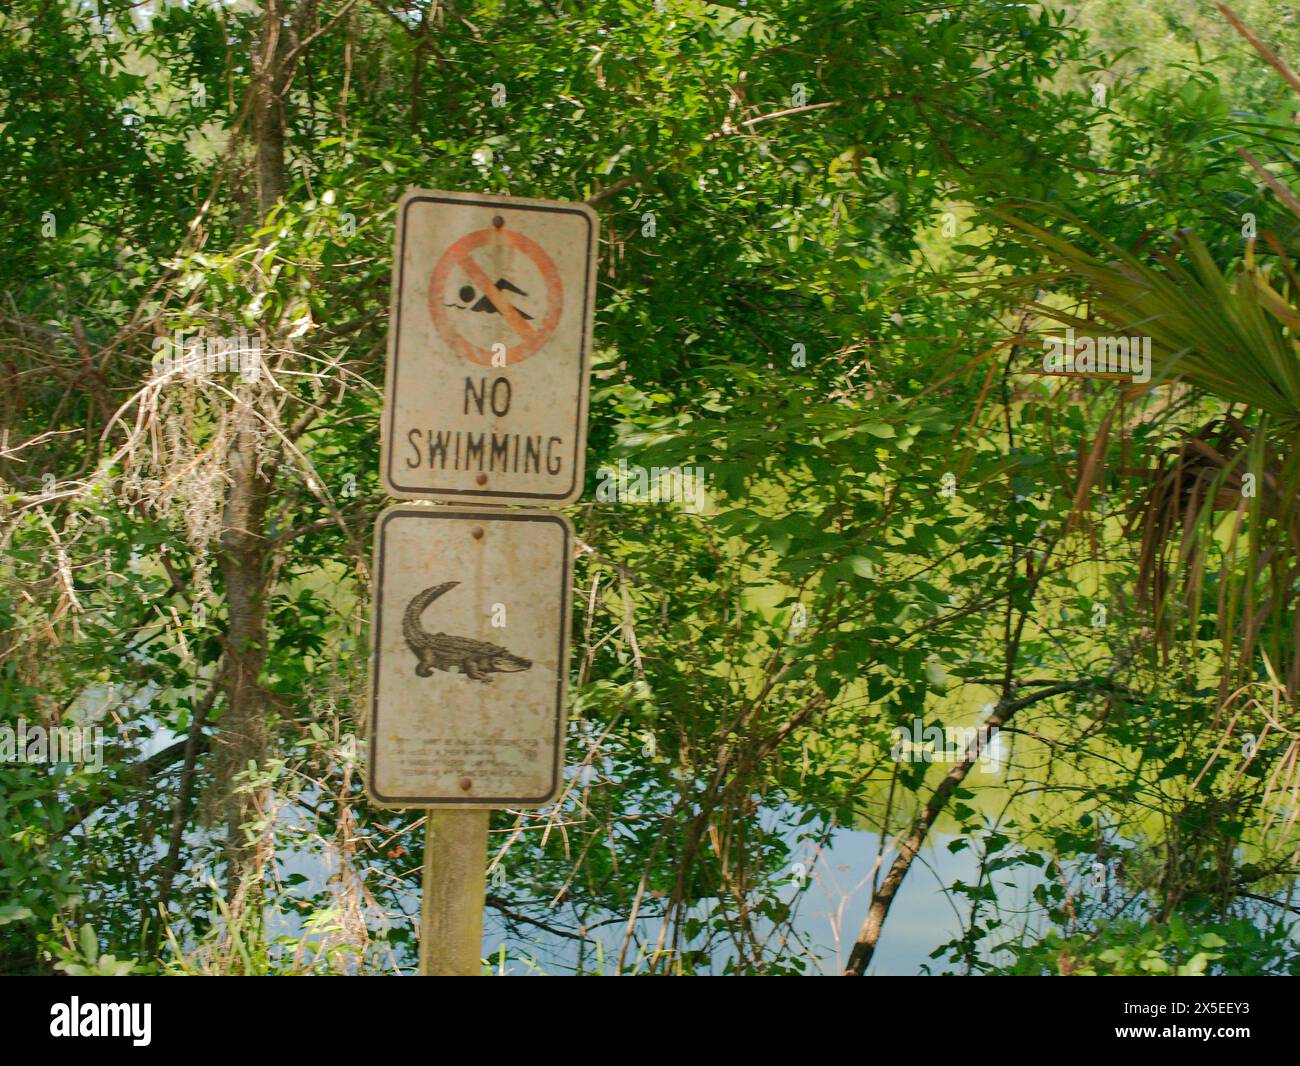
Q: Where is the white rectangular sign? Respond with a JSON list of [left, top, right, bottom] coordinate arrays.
[[381, 189, 598, 505], [366, 504, 573, 808]]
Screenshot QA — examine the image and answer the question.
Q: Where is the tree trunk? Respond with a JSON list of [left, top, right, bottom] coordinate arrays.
[[215, 400, 272, 897], [213, 0, 289, 900], [843, 681, 1100, 974]]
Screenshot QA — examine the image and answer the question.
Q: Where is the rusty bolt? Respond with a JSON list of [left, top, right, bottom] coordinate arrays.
[[492, 215, 505, 229], [459, 777, 473, 791], [472, 526, 484, 540], [476, 472, 488, 485]]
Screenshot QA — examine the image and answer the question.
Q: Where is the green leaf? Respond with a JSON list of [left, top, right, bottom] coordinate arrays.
[[79, 923, 98, 962], [848, 556, 875, 578]]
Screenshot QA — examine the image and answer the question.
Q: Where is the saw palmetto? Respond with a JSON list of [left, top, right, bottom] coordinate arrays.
[[988, 6, 1300, 705]]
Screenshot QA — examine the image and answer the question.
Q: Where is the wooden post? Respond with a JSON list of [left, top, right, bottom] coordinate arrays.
[[418, 810, 490, 976]]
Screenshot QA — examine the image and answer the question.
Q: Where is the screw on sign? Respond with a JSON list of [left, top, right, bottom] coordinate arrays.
[[381, 189, 598, 505], [428, 215, 564, 366]]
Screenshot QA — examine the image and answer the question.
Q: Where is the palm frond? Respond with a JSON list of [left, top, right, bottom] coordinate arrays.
[[995, 208, 1300, 427]]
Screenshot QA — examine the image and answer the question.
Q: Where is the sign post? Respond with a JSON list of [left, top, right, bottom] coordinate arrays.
[[418, 810, 489, 976], [371, 189, 596, 976]]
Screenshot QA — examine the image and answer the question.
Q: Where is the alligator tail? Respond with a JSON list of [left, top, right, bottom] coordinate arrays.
[[402, 582, 459, 647]]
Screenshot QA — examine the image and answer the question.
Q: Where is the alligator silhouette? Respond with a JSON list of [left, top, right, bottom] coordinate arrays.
[[401, 581, 532, 682]]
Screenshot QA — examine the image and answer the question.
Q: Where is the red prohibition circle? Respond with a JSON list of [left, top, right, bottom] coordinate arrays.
[[427, 225, 564, 366]]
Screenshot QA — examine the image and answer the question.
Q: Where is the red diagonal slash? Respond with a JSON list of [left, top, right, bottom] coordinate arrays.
[[455, 252, 536, 342]]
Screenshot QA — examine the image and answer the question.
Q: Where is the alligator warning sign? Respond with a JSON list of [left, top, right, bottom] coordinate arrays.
[[366, 504, 574, 807], [381, 189, 598, 505]]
